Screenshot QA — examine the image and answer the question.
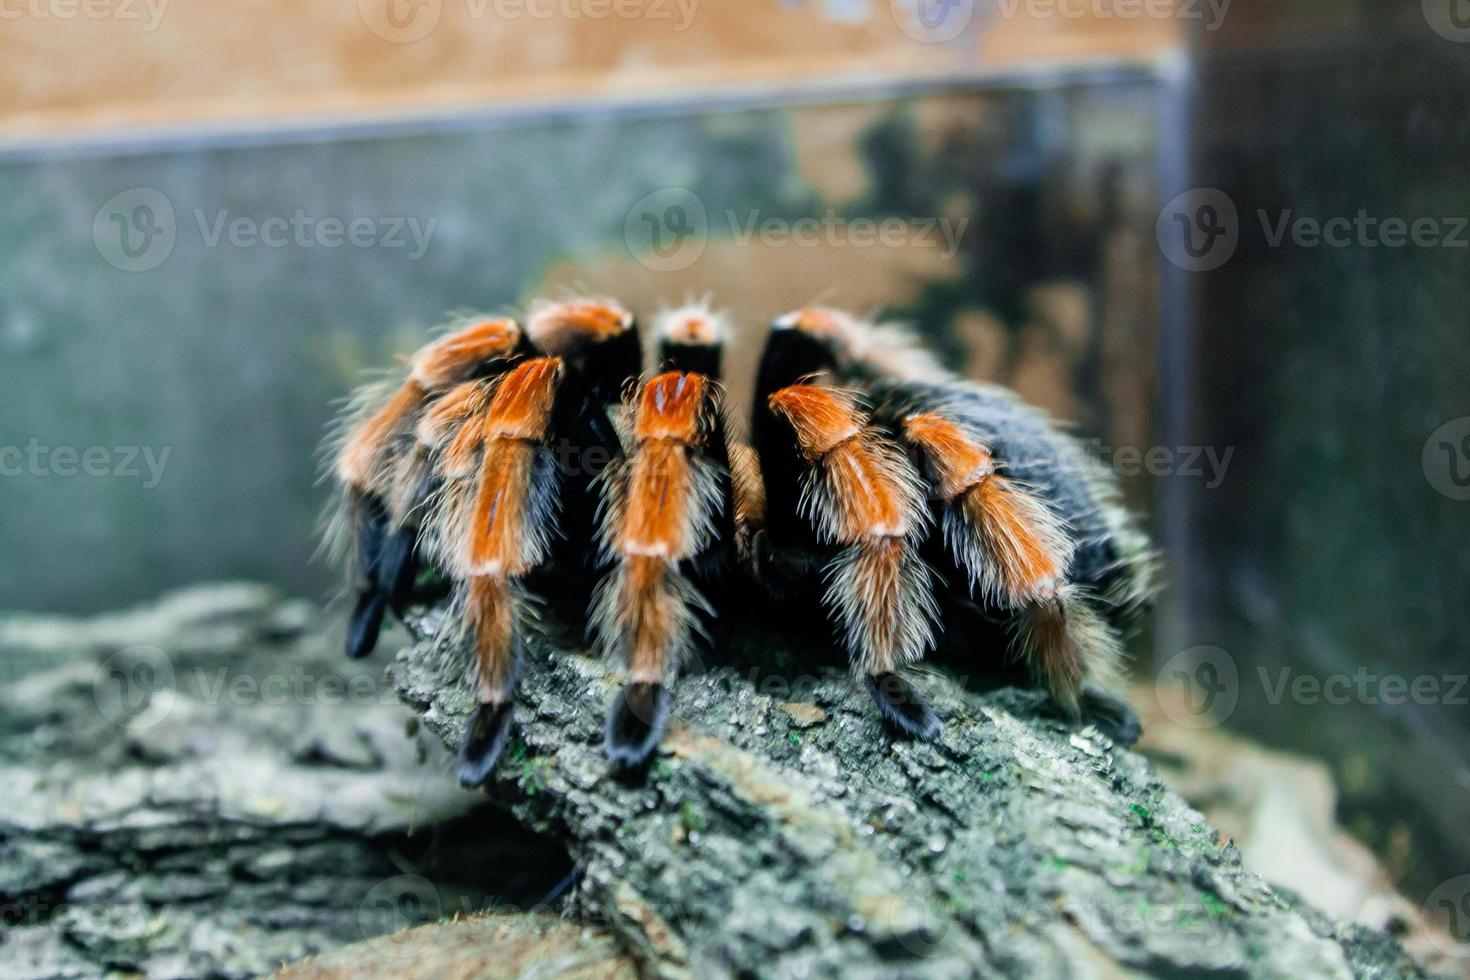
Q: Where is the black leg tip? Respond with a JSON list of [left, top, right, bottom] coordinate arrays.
[[866, 673, 942, 741], [1080, 686, 1142, 746], [345, 590, 387, 659], [456, 701, 515, 788], [376, 526, 419, 615], [604, 682, 671, 768]]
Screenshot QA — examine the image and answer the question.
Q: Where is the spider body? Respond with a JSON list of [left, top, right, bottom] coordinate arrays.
[[327, 298, 1154, 783]]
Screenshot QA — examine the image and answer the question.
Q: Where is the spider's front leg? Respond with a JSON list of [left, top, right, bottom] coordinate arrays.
[[751, 324, 942, 739], [430, 300, 640, 787], [592, 304, 735, 766], [328, 317, 529, 659]]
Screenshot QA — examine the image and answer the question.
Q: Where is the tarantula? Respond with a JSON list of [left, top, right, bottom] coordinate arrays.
[[326, 298, 1153, 786]]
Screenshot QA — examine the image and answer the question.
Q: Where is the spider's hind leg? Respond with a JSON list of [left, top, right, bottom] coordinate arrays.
[[900, 412, 1124, 715], [1079, 684, 1142, 746], [605, 671, 673, 768], [454, 575, 529, 787], [429, 358, 573, 787], [866, 672, 942, 741]]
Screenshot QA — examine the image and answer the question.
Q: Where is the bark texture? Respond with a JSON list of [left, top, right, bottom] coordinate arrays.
[[0, 585, 1434, 979], [0, 585, 563, 979], [391, 603, 1433, 979]]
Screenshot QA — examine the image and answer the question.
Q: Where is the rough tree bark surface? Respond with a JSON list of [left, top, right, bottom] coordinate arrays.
[[0, 585, 566, 979], [390, 603, 1433, 980], [0, 585, 1435, 979]]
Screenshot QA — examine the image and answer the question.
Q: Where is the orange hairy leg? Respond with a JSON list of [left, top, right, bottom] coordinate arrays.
[[332, 316, 526, 660], [756, 373, 940, 739], [336, 378, 428, 492], [410, 317, 522, 388], [431, 339, 634, 786], [900, 411, 1099, 713], [902, 413, 1070, 603], [596, 311, 734, 766], [338, 317, 525, 492], [525, 297, 641, 404], [437, 357, 566, 788], [462, 358, 563, 577]]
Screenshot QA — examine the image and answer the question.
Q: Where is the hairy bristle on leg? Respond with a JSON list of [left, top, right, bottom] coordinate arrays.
[[525, 298, 632, 352], [776, 306, 950, 384], [655, 302, 727, 377], [1014, 584, 1123, 715], [410, 317, 522, 388], [428, 358, 570, 786], [335, 378, 427, 490], [326, 316, 530, 662], [452, 569, 529, 787]]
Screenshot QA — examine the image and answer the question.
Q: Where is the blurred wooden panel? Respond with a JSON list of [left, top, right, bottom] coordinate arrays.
[[0, 0, 1183, 140]]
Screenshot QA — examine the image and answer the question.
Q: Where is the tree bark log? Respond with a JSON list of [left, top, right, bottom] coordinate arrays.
[[390, 604, 1430, 979], [0, 586, 1433, 978], [0, 585, 563, 979]]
